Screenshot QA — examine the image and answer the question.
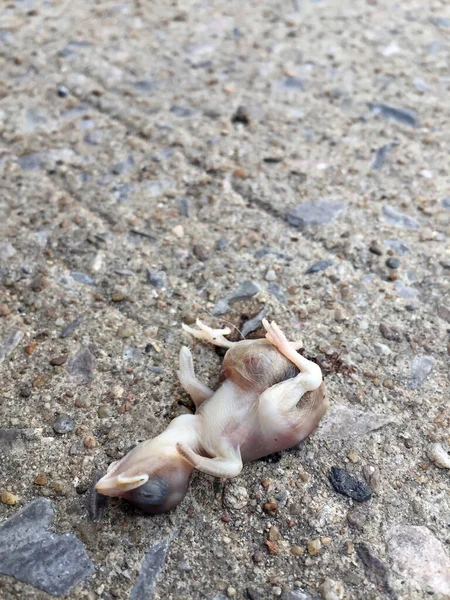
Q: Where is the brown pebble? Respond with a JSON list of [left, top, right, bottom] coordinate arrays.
[[0, 304, 11, 316], [346, 541, 355, 555], [51, 481, 66, 494], [50, 356, 67, 366], [25, 341, 37, 355], [268, 526, 280, 542], [182, 313, 196, 325], [347, 450, 360, 463], [261, 478, 271, 488], [84, 435, 97, 449], [383, 379, 394, 389], [404, 438, 413, 449], [263, 500, 278, 513], [307, 539, 322, 556], [32, 374, 48, 389], [34, 474, 47, 486], [112, 291, 126, 302], [193, 244, 209, 261], [369, 240, 383, 256], [265, 540, 279, 555], [1, 492, 18, 505], [234, 168, 247, 179], [290, 545, 305, 556], [30, 275, 49, 292]]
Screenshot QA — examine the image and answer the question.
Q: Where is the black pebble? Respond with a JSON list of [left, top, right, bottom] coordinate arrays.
[[57, 85, 69, 97], [328, 466, 372, 502]]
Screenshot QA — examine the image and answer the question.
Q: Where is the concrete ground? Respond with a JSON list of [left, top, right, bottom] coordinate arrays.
[[0, 0, 449, 599]]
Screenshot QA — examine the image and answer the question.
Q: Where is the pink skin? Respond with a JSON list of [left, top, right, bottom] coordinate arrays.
[[95, 319, 327, 513]]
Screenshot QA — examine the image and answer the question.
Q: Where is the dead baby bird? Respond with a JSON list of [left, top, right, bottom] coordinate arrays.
[[95, 319, 327, 513]]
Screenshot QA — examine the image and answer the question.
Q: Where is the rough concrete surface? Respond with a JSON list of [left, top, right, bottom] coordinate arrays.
[[0, 0, 449, 599]]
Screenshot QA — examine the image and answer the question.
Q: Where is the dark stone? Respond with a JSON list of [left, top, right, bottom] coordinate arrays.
[[57, 85, 69, 97], [246, 588, 265, 600], [212, 280, 260, 316], [386, 257, 400, 269], [19, 384, 32, 398], [379, 323, 401, 342], [0, 498, 95, 596], [129, 540, 169, 600], [241, 306, 269, 337], [369, 240, 383, 255], [60, 316, 82, 339], [87, 471, 107, 522], [67, 348, 95, 385], [278, 77, 304, 89], [129, 229, 156, 241], [306, 260, 333, 274], [52, 414, 76, 434], [356, 544, 394, 599], [231, 105, 250, 125], [368, 102, 417, 127], [146, 269, 167, 289], [328, 467, 372, 502], [177, 198, 191, 217], [50, 356, 67, 366]]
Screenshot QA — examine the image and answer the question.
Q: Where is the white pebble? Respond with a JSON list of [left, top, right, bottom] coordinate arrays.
[[428, 443, 450, 469]]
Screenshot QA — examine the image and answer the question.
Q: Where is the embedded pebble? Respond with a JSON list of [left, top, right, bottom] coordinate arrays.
[[383, 239, 409, 255], [1, 492, 18, 505], [428, 443, 450, 469], [87, 471, 108, 521], [146, 268, 167, 289], [241, 306, 269, 337], [320, 578, 344, 600], [386, 525, 450, 595], [287, 198, 345, 228], [382, 205, 420, 229], [306, 260, 333, 274], [379, 323, 401, 342], [371, 143, 397, 170], [30, 275, 49, 292], [386, 257, 400, 269], [315, 404, 395, 441], [52, 414, 75, 434], [362, 465, 381, 493], [223, 482, 249, 510], [60, 316, 82, 339], [395, 280, 419, 300], [0, 304, 11, 316], [0, 498, 94, 595], [130, 540, 169, 600], [213, 280, 260, 316], [307, 539, 322, 556], [355, 544, 392, 595], [408, 355, 436, 389], [70, 271, 95, 285], [328, 467, 372, 502], [0, 242, 16, 261], [368, 102, 417, 127], [0, 330, 24, 364], [67, 348, 95, 385]]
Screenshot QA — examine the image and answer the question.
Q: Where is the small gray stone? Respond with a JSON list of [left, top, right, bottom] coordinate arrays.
[[212, 280, 261, 316], [395, 281, 419, 300], [442, 197, 450, 210], [0, 330, 24, 364], [18, 153, 43, 170], [382, 205, 420, 229], [267, 282, 285, 303], [146, 269, 167, 289], [52, 414, 76, 434], [315, 404, 395, 441], [438, 306, 450, 323], [371, 143, 397, 170], [383, 239, 409, 255], [306, 260, 333, 274], [67, 348, 95, 385], [386, 525, 450, 595], [130, 540, 169, 600], [241, 306, 269, 337], [112, 155, 134, 175], [408, 355, 436, 389], [287, 198, 345, 228], [60, 316, 82, 339], [0, 498, 95, 596], [70, 271, 95, 285], [0, 242, 16, 261], [368, 102, 418, 127]]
